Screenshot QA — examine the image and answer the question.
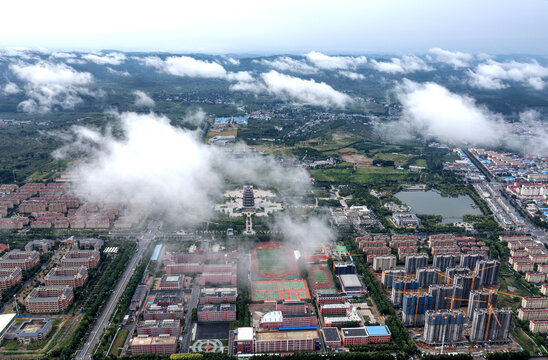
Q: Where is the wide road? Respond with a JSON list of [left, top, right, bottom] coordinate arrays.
[[180, 275, 200, 352], [75, 220, 161, 360]]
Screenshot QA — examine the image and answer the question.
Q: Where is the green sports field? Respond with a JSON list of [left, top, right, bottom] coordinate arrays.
[[311, 269, 329, 284], [256, 248, 290, 272]]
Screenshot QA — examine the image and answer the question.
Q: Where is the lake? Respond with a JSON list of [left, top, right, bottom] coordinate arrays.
[[394, 190, 482, 224]]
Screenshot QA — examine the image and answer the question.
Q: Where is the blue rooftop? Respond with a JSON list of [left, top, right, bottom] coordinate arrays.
[[366, 325, 390, 336], [151, 244, 162, 261]]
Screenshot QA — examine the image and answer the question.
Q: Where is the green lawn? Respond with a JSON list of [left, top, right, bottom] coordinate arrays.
[[311, 167, 420, 185], [256, 248, 290, 272], [109, 329, 129, 356]]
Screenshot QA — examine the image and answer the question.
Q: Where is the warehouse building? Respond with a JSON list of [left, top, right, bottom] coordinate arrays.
[[25, 286, 74, 313], [405, 254, 428, 274], [470, 308, 512, 342], [424, 310, 466, 345], [130, 335, 178, 355]]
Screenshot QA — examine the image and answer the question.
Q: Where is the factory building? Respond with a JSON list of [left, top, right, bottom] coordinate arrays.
[[402, 293, 433, 326], [417, 268, 440, 288], [522, 297, 548, 309], [530, 320, 548, 334], [381, 269, 406, 289], [429, 284, 463, 310], [372, 255, 396, 272], [470, 308, 512, 342], [461, 253, 485, 270], [391, 280, 419, 307], [475, 260, 500, 286], [468, 291, 498, 318], [424, 310, 466, 345], [433, 254, 456, 272], [405, 254, 428, 274]]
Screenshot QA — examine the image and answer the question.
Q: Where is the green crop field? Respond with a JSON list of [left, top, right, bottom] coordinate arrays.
[[256, 248, 290, 272]]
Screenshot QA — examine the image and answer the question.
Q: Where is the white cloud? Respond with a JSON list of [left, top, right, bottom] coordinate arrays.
[[2, 82, 21, 95], [428, 48, 473, 68], [468, 60, 548, 90], [338, 71, 365, 80], [106, 67, 130, 76], [9, 61, 93, 113], [225, 57, 240, 65], [54, 111, 310, 225], [82, 52, 126, 65], [232, 70, 351, 108], [306, 51, 367, 70], [272, 216, 335, 248], [377, 79, 505, 146], [371, 55, 433, 74], [66, 58, 87, 65], [258, 57, 317, 74], [143, 55, 228, 78], [50, 52, 76, 59], [132, 90, 155, 108]]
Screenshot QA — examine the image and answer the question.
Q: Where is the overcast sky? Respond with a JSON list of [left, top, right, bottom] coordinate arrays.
[[1, 0, 547, 54]]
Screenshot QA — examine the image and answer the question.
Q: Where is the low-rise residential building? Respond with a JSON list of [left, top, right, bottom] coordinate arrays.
[[0, 267, 22, 290], [60, 250, 100, 268], [0, 250, 39, 270], [24, 239, 55, 253]]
